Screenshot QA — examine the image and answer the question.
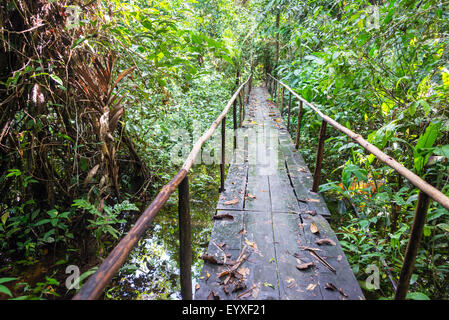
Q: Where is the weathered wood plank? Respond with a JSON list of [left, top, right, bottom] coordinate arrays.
[[241, 210, 279, 299], [244, 166, 271, 212], [216, 163, 248, 211], [272, 212, 323, 299], [298, 213, 365, 300], [194, 210, 244, 300]]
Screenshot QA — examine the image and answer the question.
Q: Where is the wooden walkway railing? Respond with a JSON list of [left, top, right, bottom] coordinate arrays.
[[267, 73, 449, 300], [73, 73, 252, 300]]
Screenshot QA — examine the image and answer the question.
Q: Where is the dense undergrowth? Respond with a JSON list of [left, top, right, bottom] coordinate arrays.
[[0, 0, 253, 299], [266, 0, 449, 299]]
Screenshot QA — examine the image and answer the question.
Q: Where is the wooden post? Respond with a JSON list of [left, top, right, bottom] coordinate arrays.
[[233, 74, 239, 149], [280, 87, 284, 115], [220, 116, 226, 193], [273, 82, 277, 100], [394, 190, 431, 300], [287, 92, 292, 131], [312, 120, 327, 193], [295, 100, 303, 149], [178, 175, 192, 300], [239, 92, 243, 128], [276, 84, 281, 109]]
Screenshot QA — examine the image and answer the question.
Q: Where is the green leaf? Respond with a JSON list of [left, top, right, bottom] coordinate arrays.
[[408, 101, 417, 116], [1, 213, 9, 225], [0, 277, 18, 285], [0, 285, 13, 297], [414, 122, 440, 174], [434, 145, 449, 159], [406, 292, 430, 300], [50, 74, 63, 86]]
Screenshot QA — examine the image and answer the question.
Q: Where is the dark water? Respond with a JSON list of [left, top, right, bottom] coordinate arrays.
[[104, 164, 221, 300]]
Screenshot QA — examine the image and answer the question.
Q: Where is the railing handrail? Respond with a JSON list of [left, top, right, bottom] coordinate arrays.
[[73, 73, 252, 300], [267, 73, 449, 212], [267, 72, 448, 300]]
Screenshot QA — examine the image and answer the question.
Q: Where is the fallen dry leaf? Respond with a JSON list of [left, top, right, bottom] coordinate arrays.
[[315, 238, 336, 246], [310, 222, 319, 234], [232, 282, 247, 293], [223, 198, 239, 205], [247, 193, 257, 199], [218, 270, 231, 278], [306, 283, 317, 291], [195, 284, 200, 291], [325, 282, 338, 291], [296, 262, 314, 270], [207, 290, 220, 300], [213, 213, 234, 220], [339, 288, 348, 297], [337, 255, 342, 261], [206, 270, 211, 280], [238, 267, 250, 277], [304, 198, 320, 203], [304, 210, 317, 216], [200, 254, 222, 265]]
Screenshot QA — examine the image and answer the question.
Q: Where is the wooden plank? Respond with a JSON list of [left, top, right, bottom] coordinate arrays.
[[194, 210, 244, 300], [216, 162, 248, 211], [268, 169, 302, 213], [241, 210, 279, 299], [272, 212, 323, 299], [244, 166, 271, 212], [298, 213, 365, 300]]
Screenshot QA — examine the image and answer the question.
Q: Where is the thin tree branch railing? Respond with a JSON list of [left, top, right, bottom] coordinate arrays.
[[73, 73, 252, 300]]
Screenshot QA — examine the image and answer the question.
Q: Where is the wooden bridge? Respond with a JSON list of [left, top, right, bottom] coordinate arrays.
[[73, 72, 449, 301], [194, 86, 363, 300]]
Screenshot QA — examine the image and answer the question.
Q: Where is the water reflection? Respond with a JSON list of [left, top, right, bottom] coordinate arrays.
[[105, 165, 220, 300]]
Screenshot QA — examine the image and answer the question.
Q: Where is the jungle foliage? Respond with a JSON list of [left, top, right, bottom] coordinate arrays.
[[258, 0, 449, 299]]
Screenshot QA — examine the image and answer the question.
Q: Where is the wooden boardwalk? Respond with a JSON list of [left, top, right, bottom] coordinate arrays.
[[194, 86, 364, 300]]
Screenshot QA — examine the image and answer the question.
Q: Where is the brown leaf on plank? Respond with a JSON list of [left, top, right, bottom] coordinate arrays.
[[304, 210, 317, 216], [315, 238, 336, 246], [247, 193, 257, 199], [200, 254, 222, 265], [195, 284, 200, 291], [310, 222, 319, 234], [207, 290, 220, 300], [306, 283, 317, 291], [232, 282, 247, 293], [339, 288, 348, 297], [218, 270, 231, 278], [213, 213, 234, 220], [223, 284, 229, 295], [325, 282, 338, 291], [296, 262, 314, 270], [224, 198, 239, 205]]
